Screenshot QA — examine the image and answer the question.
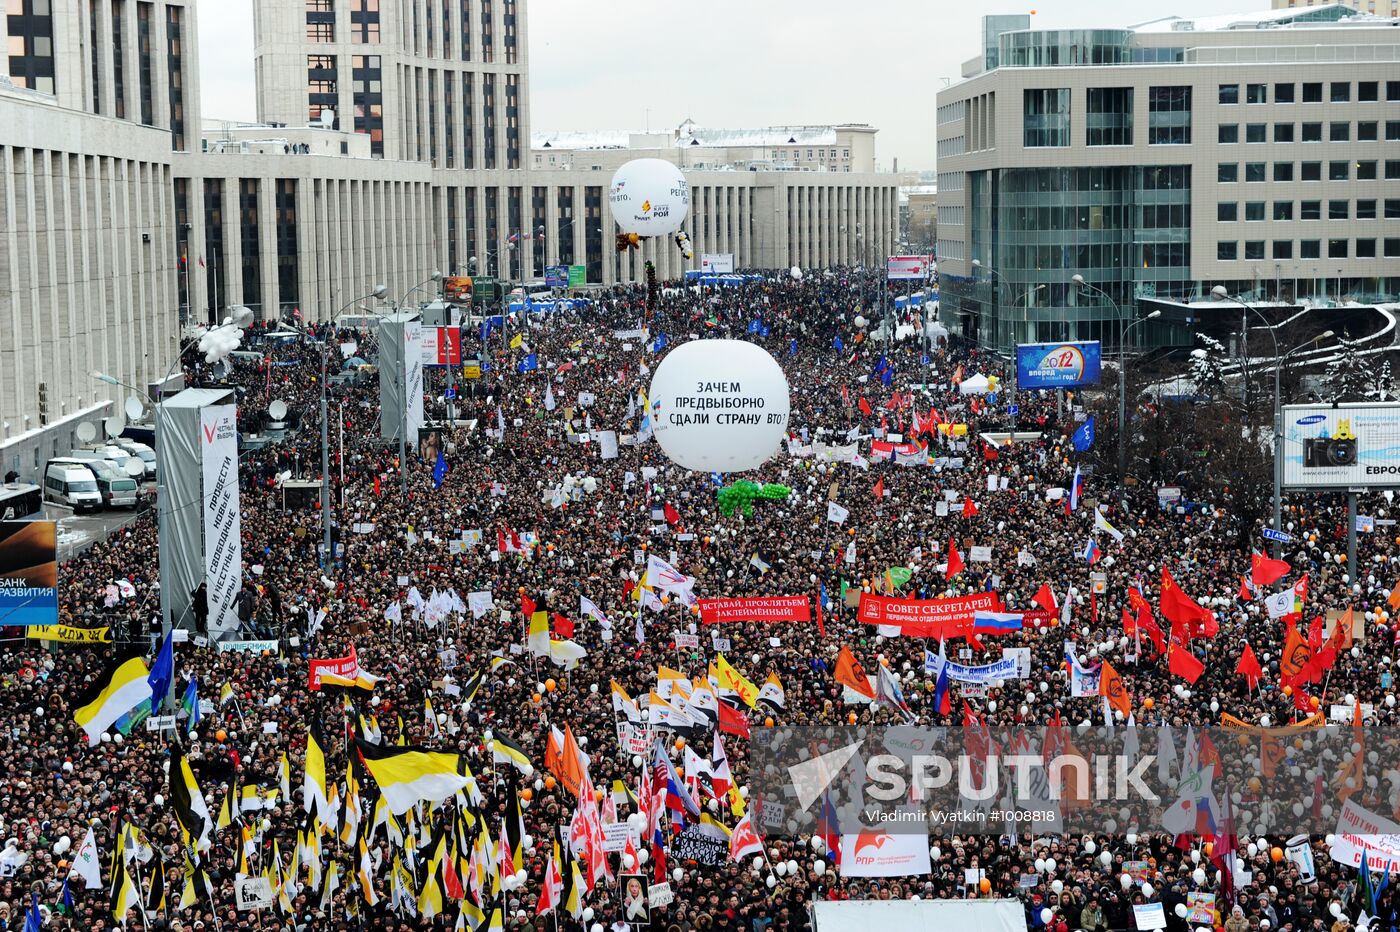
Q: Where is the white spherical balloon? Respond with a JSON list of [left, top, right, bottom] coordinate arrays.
[[610, 158, 689, 237], [648, 340, 790, 472]]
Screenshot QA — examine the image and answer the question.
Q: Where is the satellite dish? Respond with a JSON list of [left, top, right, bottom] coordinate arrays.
[[124, 396, 147, 422], [268, 399, 288, 420], [122, 459, 146, 478], [103, 414, 126, 438], [75, 422, 97, 444]]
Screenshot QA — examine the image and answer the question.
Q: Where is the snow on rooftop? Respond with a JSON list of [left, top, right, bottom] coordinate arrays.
[[1131, 4, 1393, 32], [532, 123, 873, 152]]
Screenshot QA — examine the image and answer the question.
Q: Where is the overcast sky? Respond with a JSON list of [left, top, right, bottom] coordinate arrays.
[[198, 0, 1264, 172]]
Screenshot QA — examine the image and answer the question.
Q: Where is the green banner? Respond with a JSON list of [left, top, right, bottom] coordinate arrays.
[[568, 265, 587, 287]]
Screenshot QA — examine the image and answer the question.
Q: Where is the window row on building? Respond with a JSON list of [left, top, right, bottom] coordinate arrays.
[[1217, 198, 1400, 221], [1216, 238, 1400, 260], [1216, 80, 1396, 104], [304, 0, 517, 65]]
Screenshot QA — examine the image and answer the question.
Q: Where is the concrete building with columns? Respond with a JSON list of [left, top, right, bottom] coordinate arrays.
[[1, 0, 899, 480]]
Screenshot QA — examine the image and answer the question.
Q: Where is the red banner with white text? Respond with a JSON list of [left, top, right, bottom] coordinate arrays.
[[309, 644, 361, 690], [858, 591, 1003, 637], [699, 596, 811, 626]]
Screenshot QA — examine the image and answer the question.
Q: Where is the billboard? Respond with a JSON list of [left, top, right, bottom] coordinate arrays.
[[568, 265, 587, 287], [201, 404, 243, 637], [1015, 341, 1103, 389], [700, 253, 734, 274], [420, 326, 462, 366], [545, 265, 568, 287], [1281, 403, 1400, 489], [0, 520, 58, 626], [443, 276, 473, 302], [886, 255, 933, 280]]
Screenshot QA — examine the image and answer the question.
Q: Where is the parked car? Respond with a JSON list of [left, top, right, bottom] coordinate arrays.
[[57, 457, 139, 509], [111, 439, 157, 479]]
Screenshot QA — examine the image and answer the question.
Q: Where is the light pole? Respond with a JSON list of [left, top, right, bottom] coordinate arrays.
[[1211, 285, 1332, 555], [1072, 274, 1161, 479]]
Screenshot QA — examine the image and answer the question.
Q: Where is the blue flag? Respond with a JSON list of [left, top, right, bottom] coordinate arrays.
[[182, 676, 200, 728], [651, 331, 667, 353], [149, 630, 174, 708], [880, 366, 893, 386], [788, 338, 797, 356], [60, 877, 74, 915], [517, 353, 538, 373], [747, 318, 762, 334], [433, 450, 448, 489], [23, 891, 41, 932], [833, 335, 844, 352], [1072, 416, 1096, 452]]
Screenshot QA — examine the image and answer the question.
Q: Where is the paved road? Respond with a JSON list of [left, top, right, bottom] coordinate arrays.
[[45, 483, 155, 561]]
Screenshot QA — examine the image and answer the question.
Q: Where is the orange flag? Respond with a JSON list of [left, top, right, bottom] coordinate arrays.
[[1099, 660, 1131, 718], [1279, 625, 1311, 682], [834, 645, 876, 699], [558, 724, 586, 798], [1390, 581, 1400, 611], [1326, 607, 1356, 652]]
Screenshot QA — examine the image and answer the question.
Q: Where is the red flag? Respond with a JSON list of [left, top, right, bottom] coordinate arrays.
[[1238, 575, 1253, 601], [858, 396, 873, 416], [842, 385, 850, 408], [982, 442, 999, 461], [373, 476, 381, 496], [945, 539, 964, 580], [717, 700, 750, 738], [1251, 553, 1291, 587], [1168, 646, 1205, 684], [1160, 568, 1216, 636], [961, 498, 978, 518], [444, 845, 466, 899], [1307, 615, 1324, 650], [663, 502, 680, 526], [1125, 604, 1165, 655], [522, 593, 536, 618], [552, 613, 575, 639], [1236, 643, 1263, 690], [815, 593, 826, 638], [1031, 583, 1057, 614], [885, 393, 901, 411], [872, 477, 885, 500]]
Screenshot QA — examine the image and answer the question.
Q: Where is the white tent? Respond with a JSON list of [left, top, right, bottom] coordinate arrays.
[[958, 373, 998, 395]]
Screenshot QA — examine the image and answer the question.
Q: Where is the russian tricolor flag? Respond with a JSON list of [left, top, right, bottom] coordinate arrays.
[[972, 611, 1024, 634], [1082, 537, 1103, 564], [1068, 465, 1085, 512]]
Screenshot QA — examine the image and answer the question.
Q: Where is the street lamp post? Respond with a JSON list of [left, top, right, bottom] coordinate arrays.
[[1071, 274, 1161, 480], [393, 272, 444, 498], [1211, 285, 1332, 556]]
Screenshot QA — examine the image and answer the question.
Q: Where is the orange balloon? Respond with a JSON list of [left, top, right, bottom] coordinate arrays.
[[1271, 846, 1284, 862], [979, 877, 992, 894], [530, 693, 542, 704], [545, 679, 557, 692], [1310, 696, 1320, 709], [674, 738, 686, 751], [544, 776, 557, 790], [521, 788, 534, 801], [215, 729, 228, 742], [764, 717, 775, 727], [518, 586, 526, 595], [847, 712, 858, 724], [1283, 685, 1294, 697], [1204, 842, 1214, 858], [595, 788, 605, 802], [1143, 698, 1154, 711]]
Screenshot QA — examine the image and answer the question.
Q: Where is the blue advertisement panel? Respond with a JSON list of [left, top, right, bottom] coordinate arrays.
[[545, 265, 568, 288], [1015, 341, 1103, 389], [0, 521, 59, 626]]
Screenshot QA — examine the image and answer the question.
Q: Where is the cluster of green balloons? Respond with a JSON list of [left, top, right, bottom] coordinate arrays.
[[716, 481, 793, 517]]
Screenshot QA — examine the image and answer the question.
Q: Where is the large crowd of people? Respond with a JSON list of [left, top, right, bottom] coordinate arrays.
[[1, 267, 1395, 932]]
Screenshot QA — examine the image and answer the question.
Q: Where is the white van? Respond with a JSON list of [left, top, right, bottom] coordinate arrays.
[[55, 457, 138, 509], [71, 446, 144, 478], [43, 462, 102, 512], [112, 439, 157, 479]]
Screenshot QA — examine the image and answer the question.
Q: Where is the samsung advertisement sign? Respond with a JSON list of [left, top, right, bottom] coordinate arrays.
[[1015, 342, 1103, 390], [1282, 403, 1400, 489]]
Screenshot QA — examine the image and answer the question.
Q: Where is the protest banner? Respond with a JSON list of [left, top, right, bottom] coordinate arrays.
[[699, 596, 810, 626], [857, 591, 1002, 637]]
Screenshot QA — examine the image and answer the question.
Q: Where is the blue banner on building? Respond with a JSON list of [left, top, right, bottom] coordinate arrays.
[[0, 521, 59, 626], [1015, 341, 1103, 389], [545, 265, 568, 288]]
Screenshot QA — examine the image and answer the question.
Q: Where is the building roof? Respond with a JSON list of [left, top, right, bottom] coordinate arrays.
[[532, 121, 875, 152], [1131, 4, 1392, 32]]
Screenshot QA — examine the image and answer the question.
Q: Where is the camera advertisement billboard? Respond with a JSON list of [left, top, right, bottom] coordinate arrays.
[[1282, 403, 1400, 489], [1015, 342, 1102, 390], [886, 255, 932, 280]]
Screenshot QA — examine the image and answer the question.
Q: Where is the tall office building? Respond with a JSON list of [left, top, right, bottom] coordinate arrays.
[[1, 0, 899, 478], [935, 5, 1400, 353], [1273, 0, 1399, 19]]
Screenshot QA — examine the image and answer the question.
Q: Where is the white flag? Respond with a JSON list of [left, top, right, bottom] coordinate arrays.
[[70, 826, 102, 889], [383, 601, 403, 625], [1264, 589, 1294, 619], [826, 502, 850, 525], [844, 541, 856, 565], [580, 596, 610, 628], [1094, 509, 1125, 543], [544, 383, 556, 411]]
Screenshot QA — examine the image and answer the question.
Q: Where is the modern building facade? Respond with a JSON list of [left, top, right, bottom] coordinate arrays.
[[1, 0, 899, 480], [1274, 0, 1399, 19], [935, 5, 1400, 353]]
